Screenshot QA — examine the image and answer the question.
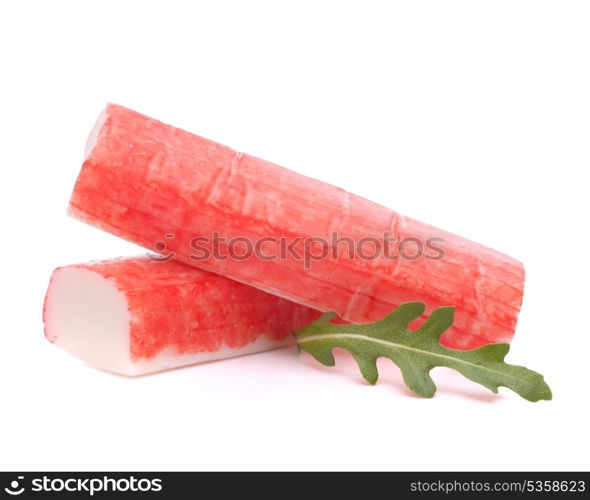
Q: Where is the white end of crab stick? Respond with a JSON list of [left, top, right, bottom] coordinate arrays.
[[43, 257, 320, 376], [44, 267, 133, 374]]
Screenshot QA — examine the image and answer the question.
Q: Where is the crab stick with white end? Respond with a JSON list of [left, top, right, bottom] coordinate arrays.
[[43, 257, 321, 376]]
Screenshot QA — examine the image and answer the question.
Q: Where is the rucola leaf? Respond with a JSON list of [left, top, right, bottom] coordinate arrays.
[[293, 303, 551, 402]]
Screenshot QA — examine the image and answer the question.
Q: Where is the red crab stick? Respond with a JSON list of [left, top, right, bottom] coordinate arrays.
[[43, 257, 320, 375], [69, 104, 525, 349]]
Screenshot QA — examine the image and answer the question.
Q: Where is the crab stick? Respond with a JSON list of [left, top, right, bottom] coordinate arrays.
[[43, 257, 320, 375], [69, 104, 525, 349]]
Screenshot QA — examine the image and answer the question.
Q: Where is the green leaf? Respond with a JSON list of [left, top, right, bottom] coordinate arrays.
[[294, 303, 552, 402]]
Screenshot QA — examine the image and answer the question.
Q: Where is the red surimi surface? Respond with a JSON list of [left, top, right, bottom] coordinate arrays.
[[69, 104, 525, 350]]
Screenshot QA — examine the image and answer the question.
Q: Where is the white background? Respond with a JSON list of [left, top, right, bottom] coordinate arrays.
[[1, 1, 589, 471]]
